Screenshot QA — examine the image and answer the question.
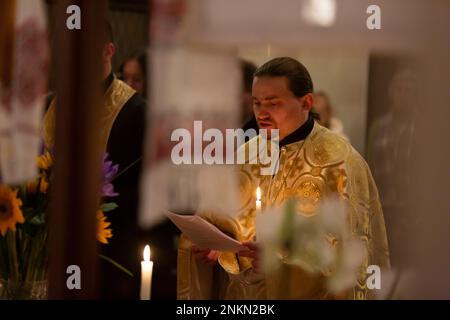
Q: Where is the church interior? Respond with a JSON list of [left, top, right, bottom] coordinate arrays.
[[0, 0, 450, 300]]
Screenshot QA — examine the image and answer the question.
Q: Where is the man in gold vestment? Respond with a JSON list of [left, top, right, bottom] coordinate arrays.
[[42, 23, 146, 299], [177, 57, 390, 300]]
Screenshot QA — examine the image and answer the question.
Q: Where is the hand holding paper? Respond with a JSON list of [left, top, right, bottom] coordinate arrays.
[[191, 245, 220, 264], [166, 211, 247, 252]]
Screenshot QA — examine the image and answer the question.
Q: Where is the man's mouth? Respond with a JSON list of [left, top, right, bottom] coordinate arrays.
[[258, 121, 273, 128]]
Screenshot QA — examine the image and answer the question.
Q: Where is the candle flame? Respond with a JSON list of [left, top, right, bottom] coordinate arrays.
[[144, 245, 151, 262], [256, 187, 261, 200]]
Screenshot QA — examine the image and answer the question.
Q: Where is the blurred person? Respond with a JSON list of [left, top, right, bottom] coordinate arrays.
[[42, 21, 146, 299], [177, 57, 390, 300], [119, 53, 180, 299], [118, 52, 147, 98], [368, 69, 418, 268], [313, 91, 349, 141]]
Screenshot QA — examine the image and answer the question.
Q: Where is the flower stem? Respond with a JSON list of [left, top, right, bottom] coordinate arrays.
[[98, 254, 134, 277], [7, 231, 20, 284], [111, 156, 142, 182]]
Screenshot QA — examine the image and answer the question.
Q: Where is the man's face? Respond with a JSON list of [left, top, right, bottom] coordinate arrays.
[[252, 76, 311, 140]]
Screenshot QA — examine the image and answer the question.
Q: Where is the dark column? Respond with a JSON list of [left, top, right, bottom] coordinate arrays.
[[48, 0, 107, 299]]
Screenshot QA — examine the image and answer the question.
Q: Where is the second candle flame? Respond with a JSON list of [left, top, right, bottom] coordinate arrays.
[[256, 186, 261, 200], [144, 245, 151, 262]]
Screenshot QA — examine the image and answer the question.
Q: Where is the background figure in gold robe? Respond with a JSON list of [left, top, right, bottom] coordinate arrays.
[[42, 22, 147, 299], [177, 57, 390, 300]]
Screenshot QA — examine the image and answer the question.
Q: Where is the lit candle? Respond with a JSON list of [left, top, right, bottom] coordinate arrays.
[[140, 245, 153, 300], [256, 186, 262, 214]]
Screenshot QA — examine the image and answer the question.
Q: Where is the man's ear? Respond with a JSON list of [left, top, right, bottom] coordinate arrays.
[[302, 93, 314, 112], [103, 42, 115, 61]]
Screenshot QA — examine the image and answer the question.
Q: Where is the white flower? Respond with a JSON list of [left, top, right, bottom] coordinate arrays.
[[256, 196, 365, 294], [327, 239, 365, 294]]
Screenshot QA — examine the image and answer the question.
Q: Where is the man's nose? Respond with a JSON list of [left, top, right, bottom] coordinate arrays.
[[255, 103, 272, 116], [255, 108, 271, 120]]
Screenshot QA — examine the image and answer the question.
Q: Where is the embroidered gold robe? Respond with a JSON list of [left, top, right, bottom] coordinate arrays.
[[177, 123, 390, 300], [42, 77, 136, 154]]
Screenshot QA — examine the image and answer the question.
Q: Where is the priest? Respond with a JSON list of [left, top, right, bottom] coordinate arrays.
[[177, 57, 390, 300]]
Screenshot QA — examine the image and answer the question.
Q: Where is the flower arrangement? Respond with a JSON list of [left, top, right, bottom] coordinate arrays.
[[256, 197, 365, 297], [0, 152, 124, 299]]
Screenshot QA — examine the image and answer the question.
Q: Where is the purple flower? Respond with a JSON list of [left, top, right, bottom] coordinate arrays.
[[102, 182, 119, 198], [102, 154, 119, 198]]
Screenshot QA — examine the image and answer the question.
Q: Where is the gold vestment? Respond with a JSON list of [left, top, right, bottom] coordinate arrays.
[[177, 124, 390, 300], [42, 78, 136, 154]]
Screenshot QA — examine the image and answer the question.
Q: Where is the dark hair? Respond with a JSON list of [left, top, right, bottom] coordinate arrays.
[[118, 52, 147, 77], [241, 59, 257, 93], [103, 20, 114, 44], [119, 52, 146, 72], [118, 52, 148, 97], [254, 57, 314, 97], [254, 57, 319, 120]]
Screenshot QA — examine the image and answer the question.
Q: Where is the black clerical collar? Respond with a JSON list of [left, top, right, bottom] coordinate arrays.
[[279, 113, 314, 147], [102, 73, 114, 94]]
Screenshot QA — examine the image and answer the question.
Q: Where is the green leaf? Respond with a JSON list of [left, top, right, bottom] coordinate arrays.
[[29, 213, 46, 225], [98, 254, 134, 277], [101, 202, 118, 212]]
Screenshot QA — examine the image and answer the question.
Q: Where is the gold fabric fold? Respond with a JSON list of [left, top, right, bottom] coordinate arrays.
[[42, 78, 136, 155]]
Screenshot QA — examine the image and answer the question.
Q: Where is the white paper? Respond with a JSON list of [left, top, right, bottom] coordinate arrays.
[[166, 211, 247, 252]]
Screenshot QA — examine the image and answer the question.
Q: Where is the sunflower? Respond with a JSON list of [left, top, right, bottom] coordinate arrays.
[[37, 151, 54, 171], [26, 175, 49, 194], [0, 185, 25, 236], [96, 210, 112, 244], [39, 176, 49, 193], [26, 179, 39, 194]]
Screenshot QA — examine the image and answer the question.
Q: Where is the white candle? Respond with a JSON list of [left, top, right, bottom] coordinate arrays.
[[140, 245, 153, 300], [256, 186, 262, 214]]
